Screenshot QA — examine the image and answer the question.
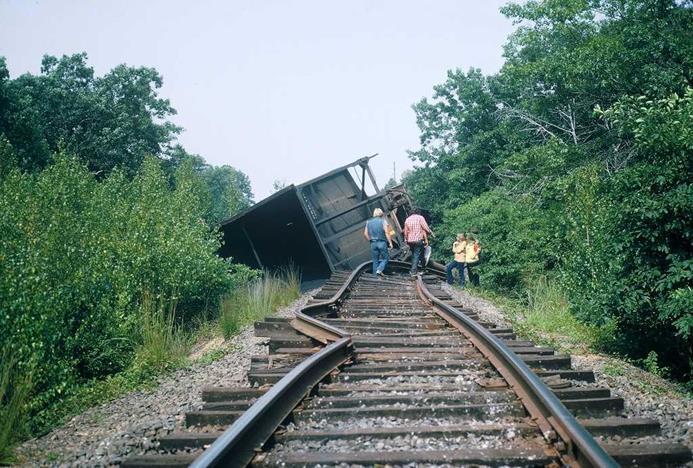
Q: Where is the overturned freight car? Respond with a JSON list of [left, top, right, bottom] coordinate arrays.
[[218, 156, 415, 282]]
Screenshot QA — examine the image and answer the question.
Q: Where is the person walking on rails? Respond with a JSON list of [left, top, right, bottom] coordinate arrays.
[[445, 233, 467, 287], [363, 208, 393, 276], [403, 208, 433, 276]]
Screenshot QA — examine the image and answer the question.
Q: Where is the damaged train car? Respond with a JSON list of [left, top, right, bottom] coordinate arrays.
[[218, 156, 415, 282]]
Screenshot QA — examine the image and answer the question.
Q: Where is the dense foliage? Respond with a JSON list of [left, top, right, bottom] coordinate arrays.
[[0, 153, 234, 430], [165, 149, 254, 225], [0, 53, 253, 223], [0, 53, 178, 175], [405, 0, 692, 381], [0, 54, 258, 448]]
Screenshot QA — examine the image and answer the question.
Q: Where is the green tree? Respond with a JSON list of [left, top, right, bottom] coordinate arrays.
[[407, 0, 693, 380], [0, 135, 16, 178], [587, 90, 692, 378], [201, 165, 253, 224], [408, 69, 508, 210], [160, 145, 254, 225], [272, 179, 288, 192], [383, 177, 398, 189], [0, 53, 180, 175]]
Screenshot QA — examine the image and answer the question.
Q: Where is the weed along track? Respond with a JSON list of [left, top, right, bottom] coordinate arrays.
[[123, 263, 692, 467]]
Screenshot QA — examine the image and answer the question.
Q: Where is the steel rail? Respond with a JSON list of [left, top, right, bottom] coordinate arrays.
[[290, 261, 374, 343], [415, 276, 618, 468], [301, 260, 373, 316], [300, 260, 443, 319], [191, 263, 375, 467], [290, 259, 444, 344], [189, 337, 353, 468], [191, 262, 445, 468], [291, 312, 348, 343]]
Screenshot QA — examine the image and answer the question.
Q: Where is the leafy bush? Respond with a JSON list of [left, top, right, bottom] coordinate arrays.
[[0, 153, 232, 434], [438, 190, 557, 291], [554, 164, 615, 327], [562, 90, 693, 379], [641, 351, 670, 379]]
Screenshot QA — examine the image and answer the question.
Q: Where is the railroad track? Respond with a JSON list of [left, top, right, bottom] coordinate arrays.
[[123, 263, 692, 467]]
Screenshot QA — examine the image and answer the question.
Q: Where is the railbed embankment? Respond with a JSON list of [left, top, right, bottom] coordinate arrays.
[[443, 283, 693, 452], [16, 292, 316, 467]]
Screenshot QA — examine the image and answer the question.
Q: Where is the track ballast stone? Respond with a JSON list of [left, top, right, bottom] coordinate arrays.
[[444, 283, 693, 454]]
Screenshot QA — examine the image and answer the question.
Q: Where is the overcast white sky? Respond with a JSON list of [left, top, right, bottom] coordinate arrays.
[[0, 0, 515, 199]]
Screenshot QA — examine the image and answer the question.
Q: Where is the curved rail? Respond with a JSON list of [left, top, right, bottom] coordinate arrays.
[[289, 261, 374, 343], [191, 262, 445, 468], [300, 260, 444, 319], [415, 276, 618, 468], [191, 264, 376, 468], [189, 337, 353, 468], [301, 260, 374, 316], [292, 260, 442, 342]]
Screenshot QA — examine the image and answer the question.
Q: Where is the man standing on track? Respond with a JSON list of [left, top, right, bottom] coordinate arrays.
[[363, 208, 393, 276], [403, 208, 433, 276]]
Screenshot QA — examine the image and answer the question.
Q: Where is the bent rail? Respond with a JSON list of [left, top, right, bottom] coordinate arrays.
[[300, 260, 444, 319], [191, 262, 446, 468], [292, 260, 442, 342], [415, 276, 618, 468], [191, 264, 373, 468], [289, 261, 374, 343], [190, 337, 353, 468], [301, 260, 373, 316]]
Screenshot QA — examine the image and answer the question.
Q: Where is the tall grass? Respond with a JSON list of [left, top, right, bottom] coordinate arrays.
[[0, 350, 33, 464], [220, 267, 301, 338], [476, 277, 598, 353], [134, 292, 190, 372], [26, 294, 192, 439], [518, 277, 597, 351]]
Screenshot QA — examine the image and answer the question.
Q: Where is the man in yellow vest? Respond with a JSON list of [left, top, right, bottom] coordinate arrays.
[[465, 233, 481, 286], [445, 233, 466, 286]]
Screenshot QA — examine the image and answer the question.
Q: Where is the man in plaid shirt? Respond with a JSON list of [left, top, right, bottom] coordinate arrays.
[[403, 209, 433, 275]]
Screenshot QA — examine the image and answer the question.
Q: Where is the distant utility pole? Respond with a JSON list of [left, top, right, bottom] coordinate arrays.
[[393, 161, 396, 183]]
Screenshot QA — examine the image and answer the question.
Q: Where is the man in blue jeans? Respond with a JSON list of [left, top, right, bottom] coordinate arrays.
[[363, 208, 393, 276], [403, 209, 433, 276]]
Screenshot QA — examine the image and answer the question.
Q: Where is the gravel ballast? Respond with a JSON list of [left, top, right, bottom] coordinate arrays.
[[16, 292, 316, 467], [274, 431, 544, 454], [442, 284, 693, 451], [19, 280, 692, 465]]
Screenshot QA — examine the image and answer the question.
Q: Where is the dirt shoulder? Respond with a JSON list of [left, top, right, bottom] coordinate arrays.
[[443, 284, 692, 449]]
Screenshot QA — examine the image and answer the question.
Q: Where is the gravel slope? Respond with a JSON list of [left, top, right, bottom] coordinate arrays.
[[442, 284, 693, 451], [16, 292, 314, 467]]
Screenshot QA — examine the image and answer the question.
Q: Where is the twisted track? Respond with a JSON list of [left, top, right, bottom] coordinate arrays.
[[123, 263, 691, 467]]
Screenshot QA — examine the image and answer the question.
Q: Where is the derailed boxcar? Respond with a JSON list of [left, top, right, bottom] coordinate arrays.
[[218, 156, 414, 281]]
